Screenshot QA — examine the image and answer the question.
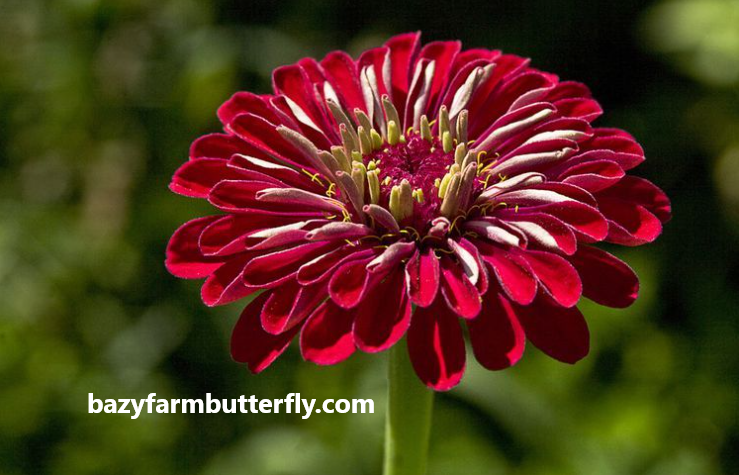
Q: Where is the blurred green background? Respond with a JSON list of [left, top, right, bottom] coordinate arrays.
[[1, 0, 738, 474]]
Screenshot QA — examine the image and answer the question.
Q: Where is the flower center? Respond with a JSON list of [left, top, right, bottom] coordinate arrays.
[[300, 98, 485, 236], [365, 134, 453, 225]]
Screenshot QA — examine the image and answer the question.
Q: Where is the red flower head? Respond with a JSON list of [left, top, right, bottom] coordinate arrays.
[[167, 33, 671, 390]]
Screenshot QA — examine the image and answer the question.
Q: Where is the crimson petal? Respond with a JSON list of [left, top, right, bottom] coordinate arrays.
[[405, 248, 441, 307], [261, 280, 325, 334], [570, 245, 639, 308], [201, 254, 257, 307], [353, 270, 411, 353], [165, 216, 223, 278], [300, 300, 356, 365], [468, 291, 525, 370], [440, 256, 482, 319], [407, 298, 466, 391], [518, 250, 582, 308], [328, 256, 381, 308], [242, 241, 338, 288], [515, 296, 589, 364], [231, 292, 300, 373], [477, 241, 537, 305]]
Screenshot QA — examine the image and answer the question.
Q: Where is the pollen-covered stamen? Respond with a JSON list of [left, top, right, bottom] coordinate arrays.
[[389, 179, 414, 223], [330, 146, 351, 172], [456, 110, 469, 145]]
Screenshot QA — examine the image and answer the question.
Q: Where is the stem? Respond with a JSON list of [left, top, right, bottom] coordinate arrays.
[[383, 339, 434, 475]]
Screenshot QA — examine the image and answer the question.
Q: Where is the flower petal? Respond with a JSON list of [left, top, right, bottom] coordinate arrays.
[[321, 51, 366, 113], [166, 216, 223, 278], [530, 201, 609, 242], [559, 159, 624, 192], [515, 296, 589, 364], [417, 40, 461, 113], [352, 270, 412, 352], [405, 248, 440, 307], [570, 245, 639, 308], [440, 256, 482, 319], [468, 291, 525, 370], [300, 300, 356, 365], [476, 241, 537, 305], [201, 254, 257, 306], [328, 256, 381, 308], [407, 298, 466, 390], [231, 292, 299, 373], [189, 133, 244, 160], [501, 211, 578, 255], [242, 241, 338, 288], [384, 32, 421, 109], [170, 158, 249, 198], [598, 198, 663, 246], [518, 250, 582, 308], [261, 280, 325, 334], [218, 92, 280, 128], [297, 246, 375, 285]]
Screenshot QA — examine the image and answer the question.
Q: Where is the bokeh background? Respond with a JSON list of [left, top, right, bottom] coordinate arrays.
[[1, 0, 738, 474]]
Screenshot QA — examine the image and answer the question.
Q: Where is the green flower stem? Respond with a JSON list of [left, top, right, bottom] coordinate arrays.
[[383, 339, 434, 475]]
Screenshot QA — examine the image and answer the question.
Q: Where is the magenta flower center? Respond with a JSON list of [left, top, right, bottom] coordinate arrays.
[[368, 134, 454, 226]]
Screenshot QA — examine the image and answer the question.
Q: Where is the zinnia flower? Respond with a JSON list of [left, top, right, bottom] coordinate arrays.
[[166, 32, 671, 390]]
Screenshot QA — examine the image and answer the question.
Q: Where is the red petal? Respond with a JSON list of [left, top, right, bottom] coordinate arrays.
[[559, 159, 625, 193], [353, 270, 412, 353], [261, 280, 301, 334], [468, 54, 530, 136], [405, 248, 440, 307], [532, 201, 609, 242], [546, 81, 592, 102], [209, 180, 326, 217], [358, 46, 391, 99], [518, 250, 582, 308], [200, 215, 302, 257], [468, 291, 525, 370], [229, 154, 319, 191], [477, 241, 537, 305], [570, 245, 639, 308], [231, 292, 299, 373], [328, 256, 379, 309], [261, 280, 325, 334], [598, 198, 663, 246], [515, 296, 589, 364], [501, 210, 578, 255], [242, 241, 338, 288], [417, 40, 461, 113], [598, 176, 671, 223], [456, 238, 489, 295], [218, 92, 279, 127], [553, 97, 603, 121], [321, 51, 367, 113], [297, 246, 375, 285], [407, 298, 466, 391], [229, 113, 310, 171], [300, 300, 356, 365], [489, 72, 555, 119], [440, 256, 482, 319], [170, 158, 248, 198], [384, 32, 421, 110], [580, 128, 644, 170], [165, 216, 223, 278], [189, 133, 244, 160], [272, 64, 330, 133], [201, 254, 256, 306]]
